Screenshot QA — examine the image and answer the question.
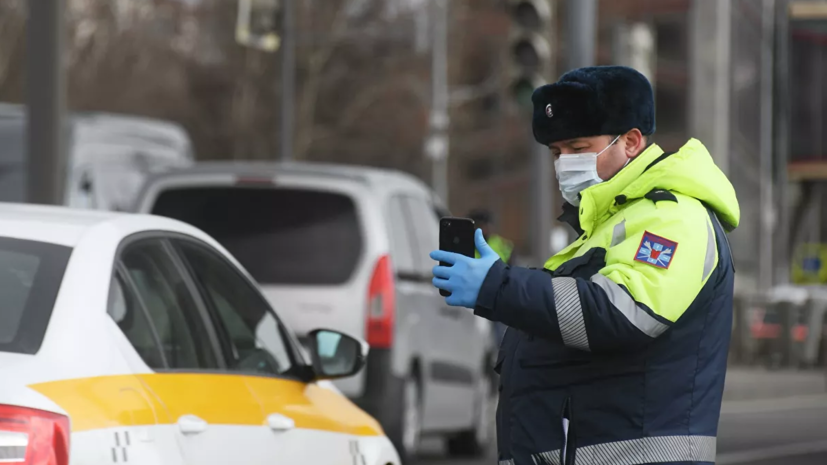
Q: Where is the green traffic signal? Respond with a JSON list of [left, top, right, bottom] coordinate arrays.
[[512, 78, 537, 110]]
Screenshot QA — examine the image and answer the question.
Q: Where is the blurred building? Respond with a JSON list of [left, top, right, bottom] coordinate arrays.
[[449, 0, 827, 294]]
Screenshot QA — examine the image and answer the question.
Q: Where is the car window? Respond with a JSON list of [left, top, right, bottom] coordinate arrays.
[[403, 196, 439, 275], [386, 195, 417, 275], [120, 240, 218, 370], [150, 187, 363, 285], [108, 274, 167, 369], [0, 237, 72, 354], [175, 240, 294, 376]]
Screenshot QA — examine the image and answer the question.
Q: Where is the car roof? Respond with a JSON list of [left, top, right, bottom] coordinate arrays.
[[0, 202, 204, 247], [141, 160, 435, 197]]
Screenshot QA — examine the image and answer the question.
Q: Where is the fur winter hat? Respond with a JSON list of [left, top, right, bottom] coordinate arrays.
[[532, 66, 656, 146]]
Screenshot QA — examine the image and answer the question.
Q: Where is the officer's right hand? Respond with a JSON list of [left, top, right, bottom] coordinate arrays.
[[430, 229, 500, 308]]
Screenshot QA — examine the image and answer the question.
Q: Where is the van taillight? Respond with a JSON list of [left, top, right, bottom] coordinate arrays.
[[0, 405, 70, 465], [366, 255, 396, 349]]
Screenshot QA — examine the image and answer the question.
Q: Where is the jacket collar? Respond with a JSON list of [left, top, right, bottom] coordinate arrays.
[[575, 143, 665, 234], [557, 202, 583, 236]]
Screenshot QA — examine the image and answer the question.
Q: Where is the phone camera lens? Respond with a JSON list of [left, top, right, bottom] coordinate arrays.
[[453, 237, 460, 245]]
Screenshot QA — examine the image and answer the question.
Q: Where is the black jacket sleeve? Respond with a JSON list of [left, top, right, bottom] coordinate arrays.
[[473, 261, 671, 353]]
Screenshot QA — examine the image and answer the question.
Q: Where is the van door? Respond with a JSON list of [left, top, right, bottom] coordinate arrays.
[[384, 194, 442, 431], [402, 195, 476, 429]]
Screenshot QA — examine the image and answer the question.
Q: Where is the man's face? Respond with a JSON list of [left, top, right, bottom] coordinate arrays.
[[548, 130, 644, 181]]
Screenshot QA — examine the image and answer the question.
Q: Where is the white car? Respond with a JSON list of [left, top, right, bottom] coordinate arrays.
[[132, 161, 497, 461], [0, 104, 193, 210], [0, 203, 400, 465]]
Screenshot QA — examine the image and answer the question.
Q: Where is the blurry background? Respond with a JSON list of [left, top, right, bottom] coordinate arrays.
[[4, 0, 827, 464], [0, 0, 805, 276]]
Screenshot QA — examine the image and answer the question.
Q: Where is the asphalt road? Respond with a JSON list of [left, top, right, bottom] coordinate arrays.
[[418, 397, 827, 465]]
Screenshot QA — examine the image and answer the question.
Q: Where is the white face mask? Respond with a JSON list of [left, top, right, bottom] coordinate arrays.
[[554, 135, 621, 206]]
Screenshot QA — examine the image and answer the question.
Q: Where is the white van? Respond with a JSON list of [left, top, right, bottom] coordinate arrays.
[[0, 103, 193, 210], [132, 161, 497, 462]]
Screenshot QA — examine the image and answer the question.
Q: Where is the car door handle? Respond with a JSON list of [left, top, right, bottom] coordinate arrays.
[[177, 414, 208, 435], [267, 413, 295, 432]]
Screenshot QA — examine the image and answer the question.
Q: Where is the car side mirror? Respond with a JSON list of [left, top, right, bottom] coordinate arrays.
[[307, 329, 368, 380]]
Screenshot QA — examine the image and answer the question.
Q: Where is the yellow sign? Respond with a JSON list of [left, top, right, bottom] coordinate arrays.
[[792, 243, 827, 284]]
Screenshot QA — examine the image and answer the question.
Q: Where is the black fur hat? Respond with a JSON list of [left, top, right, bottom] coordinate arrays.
[[531, 66, 655, 146]]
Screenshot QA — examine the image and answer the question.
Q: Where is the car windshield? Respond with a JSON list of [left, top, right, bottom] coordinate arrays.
[[150, 186, 363, 285], [0, 237, 72, 354]]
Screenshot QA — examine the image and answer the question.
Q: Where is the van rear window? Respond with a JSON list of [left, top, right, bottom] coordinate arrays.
[[150, 187, 363, 285], [0, 237, 72, 354]]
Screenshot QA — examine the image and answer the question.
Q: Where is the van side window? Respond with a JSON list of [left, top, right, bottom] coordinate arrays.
[[404, 196, 440, 276], [387, 196, 417, 277]]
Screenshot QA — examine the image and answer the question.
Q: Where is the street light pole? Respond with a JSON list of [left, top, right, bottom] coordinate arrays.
[[426, 0, 450, 204], [26, 0, 67, 205], [759, 0, 776, 290], [280, 0, 296, 161]]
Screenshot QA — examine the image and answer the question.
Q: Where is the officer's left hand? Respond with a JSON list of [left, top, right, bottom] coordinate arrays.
[[430, 229, 500, 308]]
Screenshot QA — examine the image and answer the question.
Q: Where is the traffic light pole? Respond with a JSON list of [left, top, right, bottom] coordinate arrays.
[[567, 0, 597, 69], [531, 139, 553, 263], [280, 0, 296, 161], [26, 0, 67, 205]]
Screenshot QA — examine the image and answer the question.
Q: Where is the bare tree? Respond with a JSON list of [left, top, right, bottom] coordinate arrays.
[[0, 0, 26, 99]]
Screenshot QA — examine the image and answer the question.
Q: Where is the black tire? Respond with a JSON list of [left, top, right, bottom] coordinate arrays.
[[386, 372, 422, 464], [446, 430, 485, 458]]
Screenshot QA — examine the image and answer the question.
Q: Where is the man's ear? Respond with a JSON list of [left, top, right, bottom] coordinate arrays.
[[624, 128, 646, 158]]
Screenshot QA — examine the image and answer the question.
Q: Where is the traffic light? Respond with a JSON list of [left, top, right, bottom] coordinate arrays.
[[236, 0, 281, 52], [508, 0, 553, 109]]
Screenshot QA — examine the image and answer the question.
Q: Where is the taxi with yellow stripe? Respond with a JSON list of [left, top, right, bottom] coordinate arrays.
[[0, 203, 400, 465]]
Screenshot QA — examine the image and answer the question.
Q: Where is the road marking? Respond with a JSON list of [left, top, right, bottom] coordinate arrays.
[[718, 439, 827, 464], [721, 393, 827, 415]]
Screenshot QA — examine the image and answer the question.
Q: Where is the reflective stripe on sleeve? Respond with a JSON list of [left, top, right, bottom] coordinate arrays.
[[551, 277, 590, 351], [703, 218, 717, 281], [532, 450, 561, 465], [589, 274, 670, 338], [532, 435, 716, 465]]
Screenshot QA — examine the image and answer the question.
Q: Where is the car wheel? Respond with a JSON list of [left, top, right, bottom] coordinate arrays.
[[446, 364, 494, 458], [388, 372, 422, 464]]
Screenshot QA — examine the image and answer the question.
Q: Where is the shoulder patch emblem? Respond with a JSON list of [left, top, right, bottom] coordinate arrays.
[[635, 231, 677, 269]]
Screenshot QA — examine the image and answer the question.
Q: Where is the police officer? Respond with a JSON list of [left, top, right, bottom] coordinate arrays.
[[468, 208, 514, 346], [430, 66, 740, 465]]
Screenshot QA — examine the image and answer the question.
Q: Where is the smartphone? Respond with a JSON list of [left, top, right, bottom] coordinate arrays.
[[438, 217, 476, 297]]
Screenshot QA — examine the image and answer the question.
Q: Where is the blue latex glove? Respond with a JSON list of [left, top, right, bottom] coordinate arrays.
[[430, 229, 500, 308]]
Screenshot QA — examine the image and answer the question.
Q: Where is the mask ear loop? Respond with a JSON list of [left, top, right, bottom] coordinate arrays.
[[596, 134, 622, 157], [610, 134, 632, 168]]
